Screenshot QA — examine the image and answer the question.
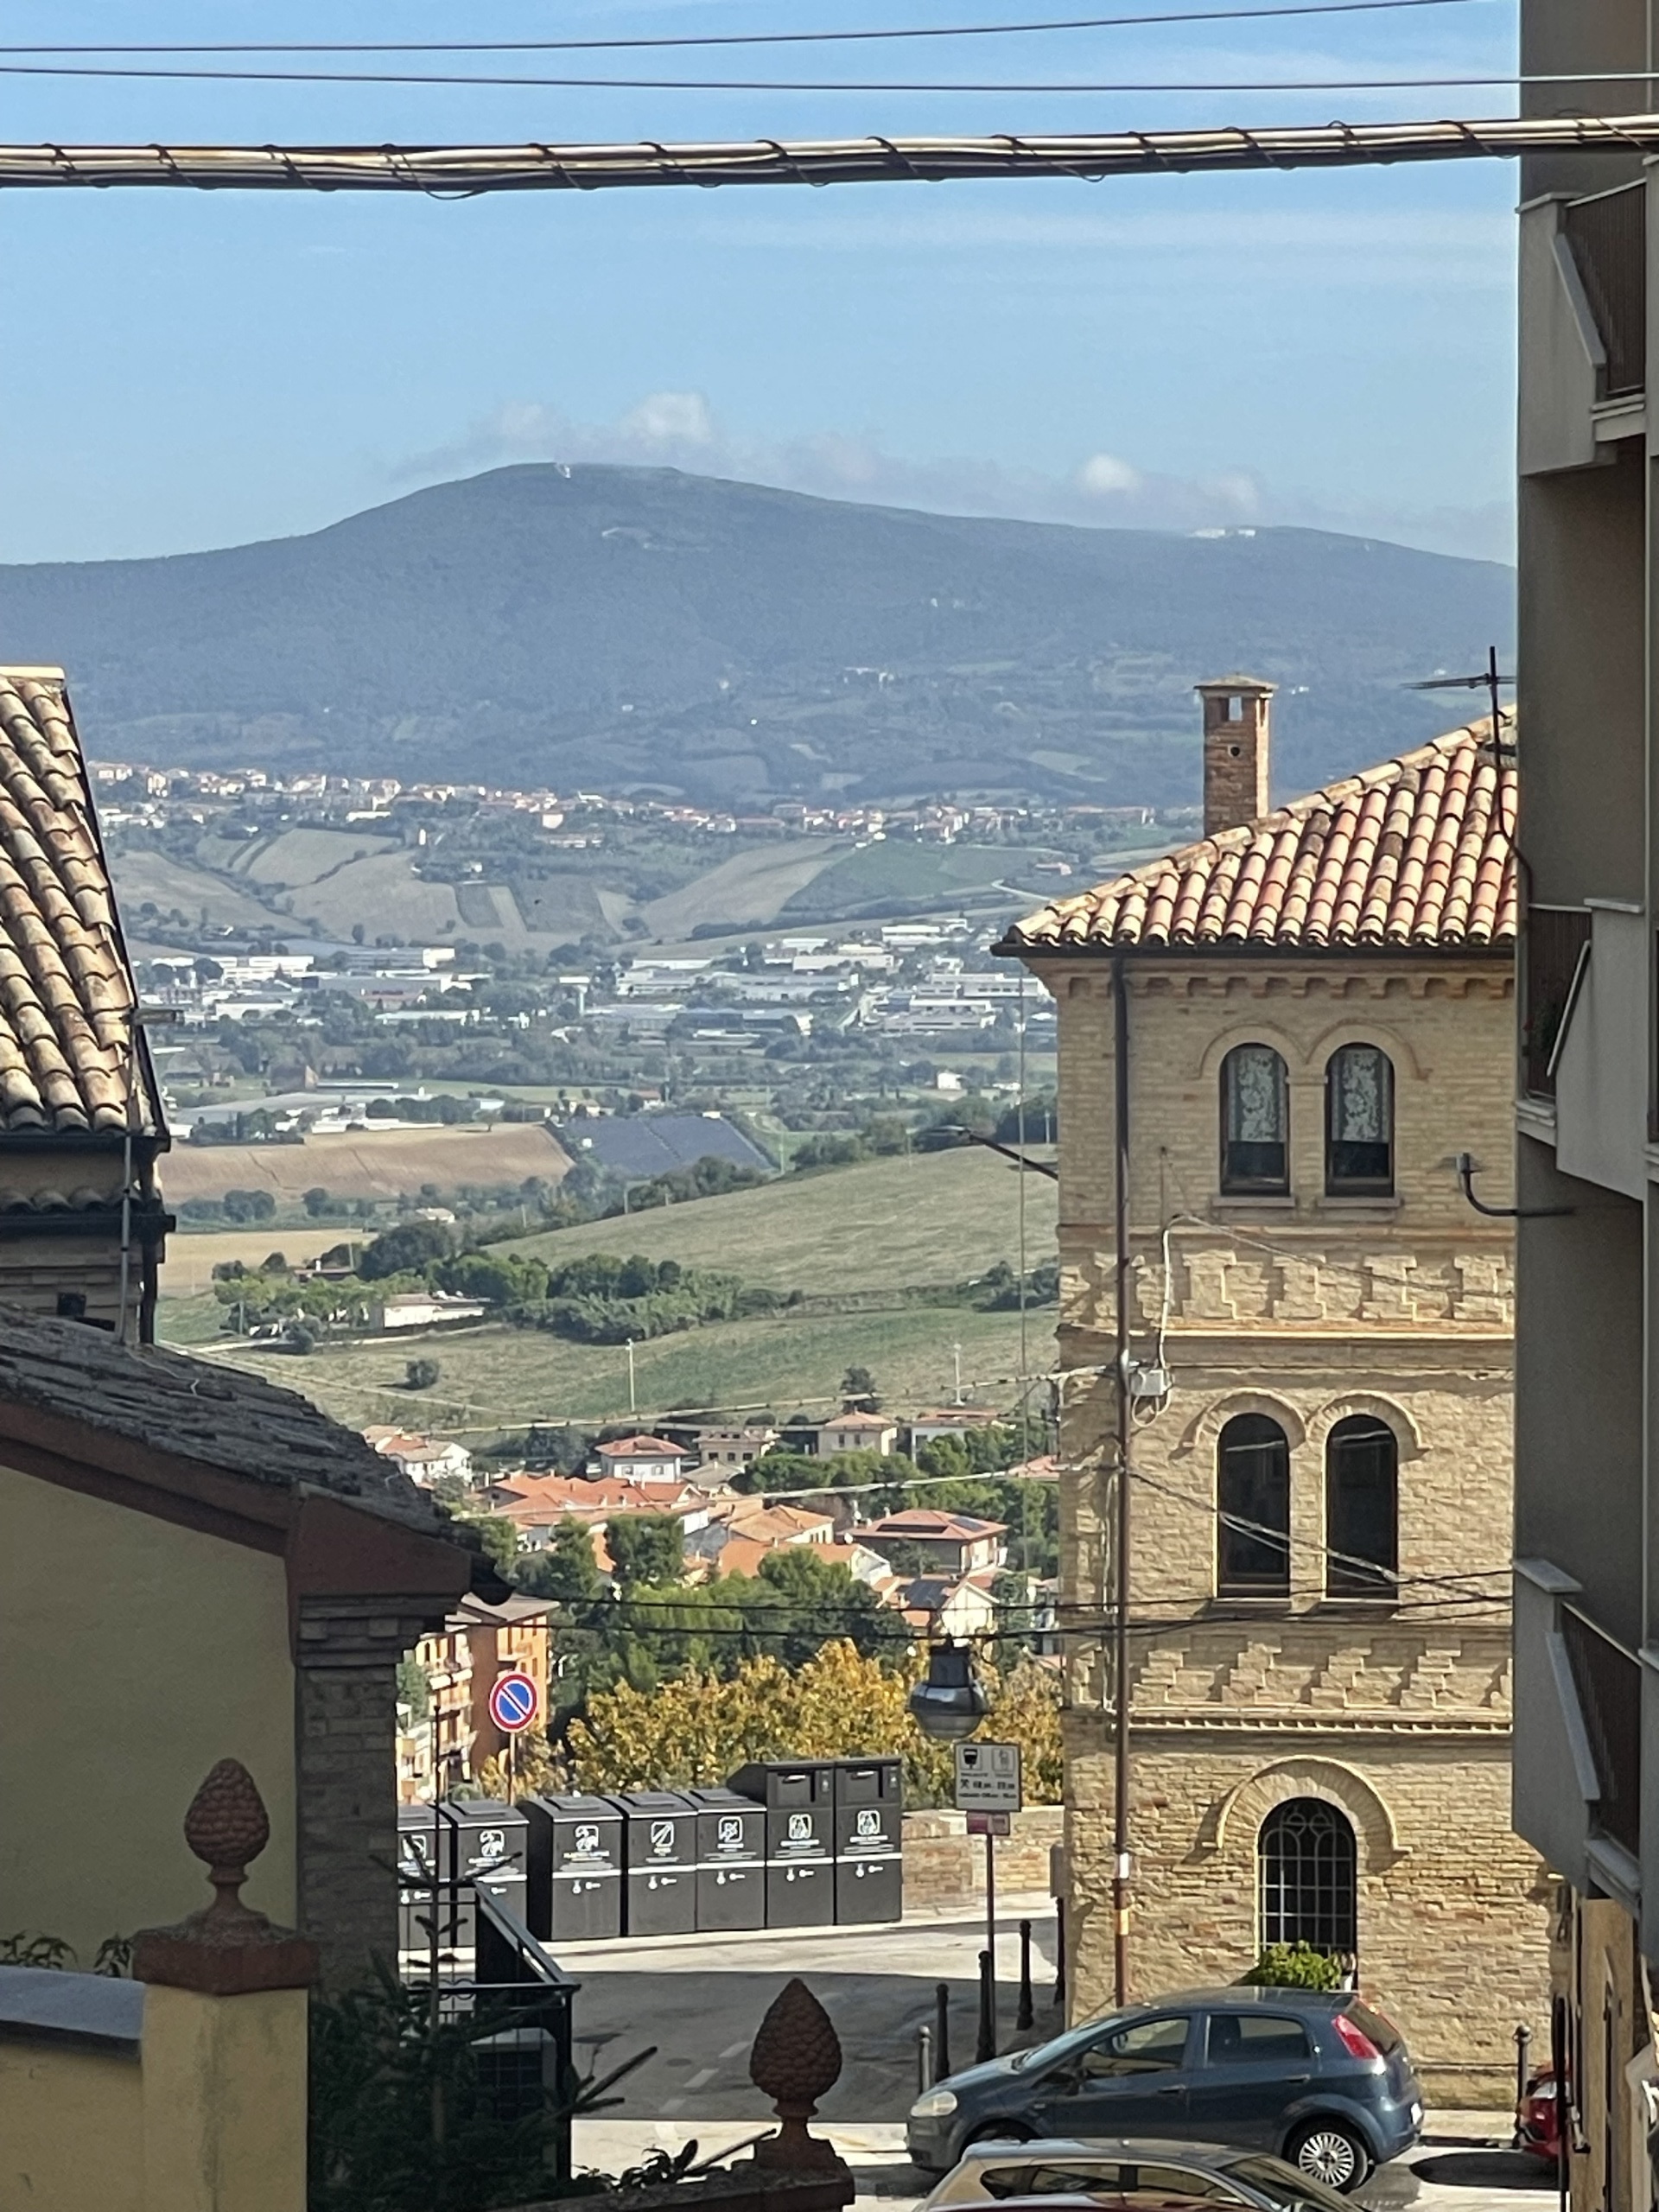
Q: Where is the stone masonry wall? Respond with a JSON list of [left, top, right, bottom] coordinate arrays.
[[1063, 1715, 1551, 2097], [1019, 950, 1543, 2101]]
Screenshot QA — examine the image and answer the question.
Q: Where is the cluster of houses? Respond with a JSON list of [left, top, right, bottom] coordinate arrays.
[[373, 1409, 1058, 1797]]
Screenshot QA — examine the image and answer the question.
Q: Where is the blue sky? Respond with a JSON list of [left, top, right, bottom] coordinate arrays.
[[2, 0, 1519, 565]]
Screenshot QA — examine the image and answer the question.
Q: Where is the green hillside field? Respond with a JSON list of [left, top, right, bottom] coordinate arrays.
[[505, 1146, 1058, 1293], [168, 1302, 1047, 1438]]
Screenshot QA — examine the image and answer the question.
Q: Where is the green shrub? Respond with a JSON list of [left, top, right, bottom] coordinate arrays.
[[1241, 1941, 1344, 1990]]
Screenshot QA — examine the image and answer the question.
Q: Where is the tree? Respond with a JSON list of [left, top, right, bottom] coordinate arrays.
[[404, 1357, 442, 1392], [513, 1522, 602, 1605], [303, 1186, 335, 1217], [571, 1639, 1061, 1803], [222, 1187, 276, 1224], [840, 1364, 880, 1411], [456, 1513, 518, 1578], [359, 1218, 454, 1280], [606, 1513, 684, 1588]]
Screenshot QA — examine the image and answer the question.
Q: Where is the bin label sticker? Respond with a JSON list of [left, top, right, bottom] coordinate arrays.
[[575, 1823, 600, 1854], [651, 1820, 677, 1856], [479, 1828, 506, 1859], [856, 1808, 880, 1838], [787, 1812, 811, 1842], [718, 1816, 743, 1848]]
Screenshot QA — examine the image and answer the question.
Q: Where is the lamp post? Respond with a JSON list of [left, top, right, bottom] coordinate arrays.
[[907, 1640, 989, 1743]]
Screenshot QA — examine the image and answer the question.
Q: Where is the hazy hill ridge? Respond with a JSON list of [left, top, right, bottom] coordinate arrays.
[[0, 466, 1513, 806]]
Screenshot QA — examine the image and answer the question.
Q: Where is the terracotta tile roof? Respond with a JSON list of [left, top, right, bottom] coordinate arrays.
[[0, 670, 157, 1134], [1000, 721, 1516, 955]]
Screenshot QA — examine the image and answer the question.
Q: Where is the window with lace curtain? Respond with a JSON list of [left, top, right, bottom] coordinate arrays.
[[1220, 1044, 1289, 1194], [1325, 1045, 1394, 1193]]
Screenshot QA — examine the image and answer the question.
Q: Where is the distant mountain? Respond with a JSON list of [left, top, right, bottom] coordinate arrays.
[[0, 466, 1513, 806]]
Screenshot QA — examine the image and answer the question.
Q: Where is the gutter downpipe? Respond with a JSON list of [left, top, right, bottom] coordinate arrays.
[[1111, 947, 1133, 2007]]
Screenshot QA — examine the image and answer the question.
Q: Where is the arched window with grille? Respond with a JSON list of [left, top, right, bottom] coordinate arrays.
[[1220, 1045, 1289, 1194], [1325, 1415, 1399, 1596], [1258, 1798, 1357, 1955], [1217, 1414, 1291, 1595], [1325, 1045, 1394, 1194]]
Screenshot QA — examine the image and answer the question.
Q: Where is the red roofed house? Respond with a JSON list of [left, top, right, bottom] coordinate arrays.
[[816, 1409, 899, 1456], [586, 1433, 693, 1481], [996, 675, 1544, 2095], [858, 1509, 1007, 1576]]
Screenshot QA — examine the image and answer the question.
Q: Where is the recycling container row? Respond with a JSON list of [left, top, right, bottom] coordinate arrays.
[[397, 1757, 903, 1953]]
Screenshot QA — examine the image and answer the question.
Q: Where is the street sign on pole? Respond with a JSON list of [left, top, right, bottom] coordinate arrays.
[[965, 1811, 1013, 1837], [955, 1740, 1022, 1814], [488, 1670, 539, 1735]]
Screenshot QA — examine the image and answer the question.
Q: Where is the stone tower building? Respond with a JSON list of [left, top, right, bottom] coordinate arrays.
[[998, 687, 1548, 2097]]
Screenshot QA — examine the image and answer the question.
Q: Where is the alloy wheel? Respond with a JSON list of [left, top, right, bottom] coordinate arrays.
[[1294, 2130, 1361, 2190]]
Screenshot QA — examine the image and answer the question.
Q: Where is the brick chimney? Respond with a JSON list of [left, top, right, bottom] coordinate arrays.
[[1197, 675, 1276, 836]]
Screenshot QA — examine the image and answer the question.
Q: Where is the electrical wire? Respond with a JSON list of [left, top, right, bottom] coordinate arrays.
[[0, 2, 1500, 59], [0, 62, 1594, 92]]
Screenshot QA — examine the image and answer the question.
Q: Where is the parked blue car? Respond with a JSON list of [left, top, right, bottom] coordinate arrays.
[[906, 1989, 1425, 2193]]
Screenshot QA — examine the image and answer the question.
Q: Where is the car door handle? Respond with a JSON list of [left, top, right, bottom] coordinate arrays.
[[1154, 2084, 1185, 2094], [1282, 2075, 1311, 2085]]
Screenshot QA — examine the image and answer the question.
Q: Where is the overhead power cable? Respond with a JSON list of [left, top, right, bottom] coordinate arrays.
[[4, 114, 1655, 194], [0, 62, 1606, 93], [0, 1, 1498, 58]]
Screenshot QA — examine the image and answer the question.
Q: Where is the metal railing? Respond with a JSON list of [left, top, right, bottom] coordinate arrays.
[[399, 1865, 581, 2183], [1565, 181, 1647, 399], [1522, 905, 1592, 1098], [1562, 1605, 1642, 1859]]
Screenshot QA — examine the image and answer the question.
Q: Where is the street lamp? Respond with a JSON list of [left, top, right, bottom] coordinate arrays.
[[908, 1640, 989, 1742]]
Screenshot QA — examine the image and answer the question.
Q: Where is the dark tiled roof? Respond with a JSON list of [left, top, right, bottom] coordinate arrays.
[[0, 1306, 454, 1537], [1001, 721, 1516, 955], [0, 671, 159, 1135]]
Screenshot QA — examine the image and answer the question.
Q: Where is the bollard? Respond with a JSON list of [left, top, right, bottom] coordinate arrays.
[[1513, 2023, 1532, 2147], [918, 2022, 934, 2094], [935, 1980, 951, 2081], [1017, 1918, 1034, 2031], [976, 1947, 997, 2065], [1052, 1897, 1066, 2011]]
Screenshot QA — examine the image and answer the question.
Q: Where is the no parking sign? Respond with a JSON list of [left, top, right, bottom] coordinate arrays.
[[488, 1670, 539, 1734]]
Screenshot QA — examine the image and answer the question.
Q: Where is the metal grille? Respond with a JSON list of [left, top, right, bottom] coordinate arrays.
[[1522, 906, 1592, 1098], [1565, 182, 1647, 399], [1562, 1606, 1642, 1859], [1258, 1798, 1357, 1955]]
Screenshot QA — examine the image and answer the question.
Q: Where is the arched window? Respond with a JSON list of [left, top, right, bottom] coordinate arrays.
[[1220, 1045, 1289, 1194], [1259, 1798, 1357, 1954], [1325, 1415, 1399, 1596], [1325, 1045, 1394, 1194], [1217, 1414, 1291, 1595]]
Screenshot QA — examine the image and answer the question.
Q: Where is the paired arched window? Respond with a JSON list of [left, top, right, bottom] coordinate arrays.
[[1325, 1415, 1399, 1596], [1259, 1798, 1357, 1954], [1220, 1045, 1288, 1194], [1325, 1045, 1394, 1194], [1217, 1414, 1291, 1595]]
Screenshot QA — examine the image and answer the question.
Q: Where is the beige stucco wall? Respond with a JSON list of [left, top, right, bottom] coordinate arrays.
[[1028, 952, 1550, 2094], [0, 1461, 296, 1960], [0, 2039, 143, 2211]]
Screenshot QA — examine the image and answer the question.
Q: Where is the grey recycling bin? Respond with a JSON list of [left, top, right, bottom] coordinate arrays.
[[609, 1792, 697, 1936], [832, 1758, 904, 1923], [689, 1786, 767, 1932], [728, 1761, 836, 1928], [441, 1798, 530, 1946], [397, 1802, 463, 1963], [522, 1793, 624, 1943]]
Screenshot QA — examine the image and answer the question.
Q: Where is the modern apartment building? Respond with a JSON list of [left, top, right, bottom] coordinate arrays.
[[1514, 6, 1659, 2204]]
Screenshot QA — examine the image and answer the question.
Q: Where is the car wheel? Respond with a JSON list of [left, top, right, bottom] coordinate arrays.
[[1286, 2121, 1372, 2193]]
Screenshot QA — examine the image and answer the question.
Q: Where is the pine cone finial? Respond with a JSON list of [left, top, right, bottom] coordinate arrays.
[[182, 1759, 270, 1912], [750, 1977, 842, 2112]]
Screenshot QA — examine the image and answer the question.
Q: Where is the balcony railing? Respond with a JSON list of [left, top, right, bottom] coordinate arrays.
[[1522, 905, 1592, 1098], [1562, 1605, 1642, 1859], [1564, 181, 1647, 399]]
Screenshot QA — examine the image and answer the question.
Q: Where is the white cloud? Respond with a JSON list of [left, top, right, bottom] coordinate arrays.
[[392, 391, 1511, 563]]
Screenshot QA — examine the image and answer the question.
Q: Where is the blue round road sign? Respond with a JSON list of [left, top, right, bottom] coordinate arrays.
[[489, 1670, 538, 1733]]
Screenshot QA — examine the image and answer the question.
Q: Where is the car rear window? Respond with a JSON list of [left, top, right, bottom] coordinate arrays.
[[979, 2166, 1249, 2205], [1206, 2014, 1313, 2063], [1343, 2002, 1403, 2056]]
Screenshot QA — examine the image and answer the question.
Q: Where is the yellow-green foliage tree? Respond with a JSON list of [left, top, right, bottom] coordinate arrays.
[[570, 1638, 1060, 1802]]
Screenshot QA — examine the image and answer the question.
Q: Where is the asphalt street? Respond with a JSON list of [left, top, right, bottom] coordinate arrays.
[[561, 1906, 1556, 2212]]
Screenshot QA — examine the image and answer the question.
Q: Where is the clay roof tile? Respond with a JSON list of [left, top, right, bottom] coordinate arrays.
[[1001, 718, 1515, 960]]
